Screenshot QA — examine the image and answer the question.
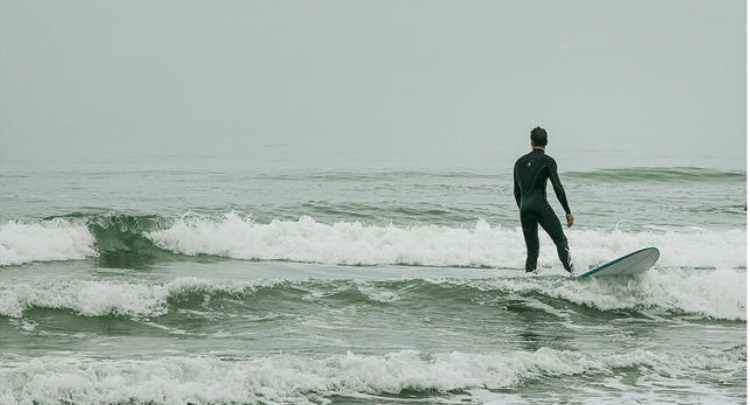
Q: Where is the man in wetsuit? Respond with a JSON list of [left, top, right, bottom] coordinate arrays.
[[513, 127, 575, 274]]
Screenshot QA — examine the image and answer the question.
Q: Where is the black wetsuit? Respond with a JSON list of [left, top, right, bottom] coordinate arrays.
[[513, 149, 573, 272]]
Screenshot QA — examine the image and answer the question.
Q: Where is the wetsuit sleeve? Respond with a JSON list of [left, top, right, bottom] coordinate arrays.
[[513, 164, 521, 208], [548, 159, 571, 214]]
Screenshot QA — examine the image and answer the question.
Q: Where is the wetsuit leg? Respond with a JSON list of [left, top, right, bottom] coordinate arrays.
[[520, 210, 539, 272], [537, 204, 572, 272]]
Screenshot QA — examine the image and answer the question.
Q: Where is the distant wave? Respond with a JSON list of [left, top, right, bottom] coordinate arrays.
[[276, 200, 493, 224], [0, 213, 745, 270], [565, 167, 746, 182], [0, 346, 744, 405], [6, 166, 741, 183], [251, 169, 503, 182], [1, 269, 745, 321], [246, 167, 747, 183]]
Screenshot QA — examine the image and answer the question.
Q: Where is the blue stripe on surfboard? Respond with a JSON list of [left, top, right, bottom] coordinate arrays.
[[577, 247, 660, 278]]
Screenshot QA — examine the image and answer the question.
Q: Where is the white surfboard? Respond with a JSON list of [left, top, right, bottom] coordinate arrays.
[[577, 247, 660, 278]]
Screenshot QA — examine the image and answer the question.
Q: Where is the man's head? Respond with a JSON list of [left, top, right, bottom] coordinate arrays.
[[530, 126, 548, 148]]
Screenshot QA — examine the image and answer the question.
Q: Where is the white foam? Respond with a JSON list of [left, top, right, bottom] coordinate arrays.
[[355, 284, 401, 303], [0, 219, 96, 266], [469, 267, 747, 321], [0, 277, 267, 318], [0, 347, 742, 405], [149, 213, 746, 269]]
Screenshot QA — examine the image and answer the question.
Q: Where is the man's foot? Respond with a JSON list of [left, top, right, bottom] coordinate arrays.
[[525, 268, 539, 276], [564, 254, 576, 277]]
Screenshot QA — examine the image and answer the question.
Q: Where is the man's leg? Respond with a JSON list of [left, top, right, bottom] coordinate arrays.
[[538, 205, 573, 272], [520, 211, 539, 272]]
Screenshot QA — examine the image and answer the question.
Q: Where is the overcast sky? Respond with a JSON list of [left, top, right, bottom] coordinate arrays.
[[0, 0, 745, 171]]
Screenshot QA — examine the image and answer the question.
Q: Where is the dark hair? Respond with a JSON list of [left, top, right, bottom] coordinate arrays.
[[530, 126, 548, 147]]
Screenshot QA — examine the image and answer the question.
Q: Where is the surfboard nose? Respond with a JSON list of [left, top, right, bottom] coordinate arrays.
[[578, 247, 660, 278]]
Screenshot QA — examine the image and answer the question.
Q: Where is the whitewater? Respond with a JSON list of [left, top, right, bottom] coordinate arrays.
[[0, 214, 744, 269]]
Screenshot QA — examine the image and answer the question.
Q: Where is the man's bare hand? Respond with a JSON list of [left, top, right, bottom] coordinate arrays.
[[565, 213, 574, 228]]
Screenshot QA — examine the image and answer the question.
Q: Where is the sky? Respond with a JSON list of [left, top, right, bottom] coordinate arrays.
[[0, 0, 745, 172]]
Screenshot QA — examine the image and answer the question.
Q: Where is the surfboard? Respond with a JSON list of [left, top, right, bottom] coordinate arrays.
[[577, 247, 660, 278]]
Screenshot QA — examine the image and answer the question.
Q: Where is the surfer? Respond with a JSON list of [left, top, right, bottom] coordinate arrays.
[[513, 126, 575, 274]]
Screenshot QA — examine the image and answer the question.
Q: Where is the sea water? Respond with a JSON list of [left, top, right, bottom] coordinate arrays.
[[0, 161, 745, 404]]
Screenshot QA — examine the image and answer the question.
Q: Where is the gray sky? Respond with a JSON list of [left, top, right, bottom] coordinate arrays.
[[0, 0, 745, 171]]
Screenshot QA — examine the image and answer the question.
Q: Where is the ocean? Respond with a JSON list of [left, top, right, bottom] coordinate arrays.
[[0, 163, 746, 404]]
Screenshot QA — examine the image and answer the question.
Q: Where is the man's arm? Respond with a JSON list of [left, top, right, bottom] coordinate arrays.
[[513, 164, 521, 208], [548, 159, 571, 214]]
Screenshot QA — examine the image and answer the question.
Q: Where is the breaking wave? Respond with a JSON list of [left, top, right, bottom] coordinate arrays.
[[150, 214, 746, 269], [0, 219, 96, 266], [0, 346, 744, 405], [0, 213, 745, 270]]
